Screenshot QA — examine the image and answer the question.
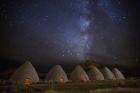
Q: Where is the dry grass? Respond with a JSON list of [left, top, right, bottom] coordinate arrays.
[[1, 79, 140, 93], [89, 88, 140, 93], [44, 89, 59, 93]]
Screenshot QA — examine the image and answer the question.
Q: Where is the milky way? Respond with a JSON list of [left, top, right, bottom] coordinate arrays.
[[0, 0, 140, 69], [63, 0, 92, 60]]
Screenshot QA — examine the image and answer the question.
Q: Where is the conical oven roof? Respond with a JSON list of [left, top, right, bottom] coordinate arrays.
[[10, 61, 39, 84], [102, 67, 116, 80], [46, 65, 68, 82], [112, 68, 125, 79], [70, 65, 89, 82], [88, 66, 104, 80]]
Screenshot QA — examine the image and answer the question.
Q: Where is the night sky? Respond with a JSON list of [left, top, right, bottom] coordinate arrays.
[[0, 0, 140, 76]]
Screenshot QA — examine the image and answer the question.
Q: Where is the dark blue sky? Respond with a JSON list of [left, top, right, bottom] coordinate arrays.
[[0, 0, 140, 72]]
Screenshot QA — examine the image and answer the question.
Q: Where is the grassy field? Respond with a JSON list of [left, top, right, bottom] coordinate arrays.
[[0, 79, 140, 93], [89, 88, 140, 93]]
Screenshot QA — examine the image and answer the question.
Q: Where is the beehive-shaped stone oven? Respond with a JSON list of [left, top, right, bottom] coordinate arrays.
[[46, 65, 68, 82], [70, 65, 89, 82], [88, 66, 104, 80], [10, 61, 39, 84]]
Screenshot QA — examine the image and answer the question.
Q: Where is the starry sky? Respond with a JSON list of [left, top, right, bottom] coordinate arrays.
[[0, 0, 140, 75]]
